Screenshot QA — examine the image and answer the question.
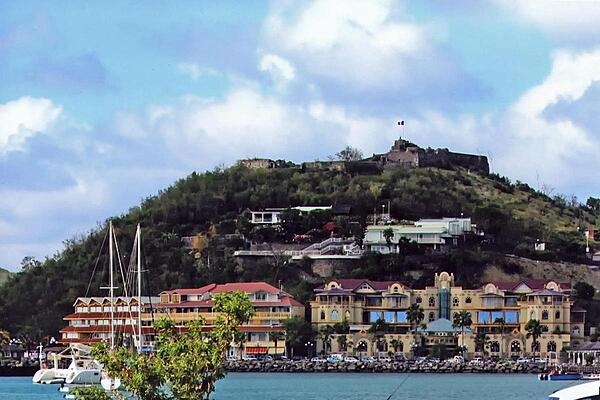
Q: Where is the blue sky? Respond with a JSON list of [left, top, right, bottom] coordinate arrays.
[[1, 0, 600, 271]]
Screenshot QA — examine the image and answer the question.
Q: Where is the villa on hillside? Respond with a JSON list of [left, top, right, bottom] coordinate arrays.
[[364, 217, 474, 253], [244, 206, 332, 225], [311, 272, 580, 361], [156, 282, 304, 358]]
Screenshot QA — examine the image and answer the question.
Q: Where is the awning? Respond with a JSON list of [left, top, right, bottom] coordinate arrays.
[[246, 347, 268, 355]]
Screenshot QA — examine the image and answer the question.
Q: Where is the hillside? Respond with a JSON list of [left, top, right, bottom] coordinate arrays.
[[0, 162, 597, 338]]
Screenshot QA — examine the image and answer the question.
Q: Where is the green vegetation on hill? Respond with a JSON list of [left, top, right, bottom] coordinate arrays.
[[0, 163, 597, 339]]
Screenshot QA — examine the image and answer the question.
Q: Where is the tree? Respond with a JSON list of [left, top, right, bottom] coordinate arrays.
[[389, 339, 401, 354], [525, 319, 543, 361], [406, 303, 424, 358], [282, 316, 315, 359], [474, 333, 490, 354], [452, 310, 472, 358], [494, 317, 506, 358], [333, 146, 363, 161], [233, 331, 247, 360], [336, 334, 348, 352], [88, 291, 254, 400], [383, 228, 394, 251], [574, 281, 596, 300], [318, 325, 334, 355], [269, 331, 284, 357]]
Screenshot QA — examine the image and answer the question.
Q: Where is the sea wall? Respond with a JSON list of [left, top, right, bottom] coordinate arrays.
[[224, 360, 551, 374]]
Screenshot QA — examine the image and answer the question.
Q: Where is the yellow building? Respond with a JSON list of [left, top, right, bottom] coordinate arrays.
[[157, 282, 304, 358], [311, 272, 581, 360]]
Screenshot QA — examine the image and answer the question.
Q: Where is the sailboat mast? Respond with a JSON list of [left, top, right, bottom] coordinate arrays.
[[136, 224, 143, 352], [109, 221, 115, 350]]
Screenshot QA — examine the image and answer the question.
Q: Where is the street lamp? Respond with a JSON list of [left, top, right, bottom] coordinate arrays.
[[410, 341, 418, 360], [305, 341, 313, 359]]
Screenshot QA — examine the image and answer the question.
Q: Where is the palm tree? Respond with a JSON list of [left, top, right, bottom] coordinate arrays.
[[494, 317, 506, 359], [406, 303, 424, 358], [453, 310, 473, 358], [269, 331, 285, 357], [319, 325, 334, 355], [474, 333, 490, 354], [0, 330, 10, 346], [390, 339, 401, 354], [383, 228, 394, 251], [525, 319, 543, 361], [336, 335, 348, 352]]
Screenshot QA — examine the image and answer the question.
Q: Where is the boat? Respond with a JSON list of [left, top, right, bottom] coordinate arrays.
[[32, 344, 101, 385], [548, 380, 600, 399], [580, 373, 600, 380], [34, 222, 146, 388], [548, 370, 582, 381]]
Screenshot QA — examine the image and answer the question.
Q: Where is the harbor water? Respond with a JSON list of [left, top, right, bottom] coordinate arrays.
[[2, 373, 578, 400]]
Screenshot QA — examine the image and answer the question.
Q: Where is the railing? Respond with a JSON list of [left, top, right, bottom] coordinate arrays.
[[253, 312, 292, 319]]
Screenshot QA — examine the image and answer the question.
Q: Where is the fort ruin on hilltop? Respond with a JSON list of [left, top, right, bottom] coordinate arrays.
[[238, 139, 489, 175]]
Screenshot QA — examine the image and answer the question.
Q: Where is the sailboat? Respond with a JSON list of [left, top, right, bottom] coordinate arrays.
[[33, 222, 147, 387]]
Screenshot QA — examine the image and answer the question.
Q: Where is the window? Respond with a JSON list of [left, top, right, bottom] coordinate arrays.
[[531, 342, 540, 352], [452, 297, 459, 307], [360, 283, 372, 290], [465, 297, 472, 304], [331, 310, 339, 321], [428, 296, 435, 307], [547, 341, 557, 352], [530, 311, 536, 320], [393, 286, 399, 293], [428, 312, 435, 322], [320, 311, 325, 320], [415, 297, 422, 304], [255, 292, 267, 301], [345, 310, 351, 319], [542, 310, 549, 320], [490, 341, 500, 353], [555, 311, 560, 319], [573, 326, 581, 336]]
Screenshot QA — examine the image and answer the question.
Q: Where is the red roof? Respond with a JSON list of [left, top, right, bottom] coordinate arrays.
[[317, 279, 408, 292], [162, 282, 283, 295], [485, 279, 570, 292]]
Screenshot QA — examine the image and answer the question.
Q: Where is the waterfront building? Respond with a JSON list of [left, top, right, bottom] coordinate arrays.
[[59, 296, 159, 348], [244, 206, 332, 225], [156, 282, 304, 358], [311, 272, 579, 361]]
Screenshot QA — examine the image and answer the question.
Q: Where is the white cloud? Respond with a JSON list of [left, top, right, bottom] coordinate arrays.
[[176, 62, 218, 81], [0, 96, 62, 154], [262, 0, 430, 90], [258, 53, 296, 88], [497, 0, 600, 39]]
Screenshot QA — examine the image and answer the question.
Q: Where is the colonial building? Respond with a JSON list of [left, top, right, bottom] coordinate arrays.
[[59, 296, 159, 349], [157, 282, 304, 358], [364, 217, 473, 253], [311, 272, 579, 361]]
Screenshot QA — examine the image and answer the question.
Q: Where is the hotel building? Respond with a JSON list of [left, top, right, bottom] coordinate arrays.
[[156, 282, 304, 357], [311, 272, 580, 361], [59, 296, 159, 349]]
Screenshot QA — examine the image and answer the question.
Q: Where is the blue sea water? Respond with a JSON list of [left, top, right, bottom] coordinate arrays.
[[1, 374, 577, 400]]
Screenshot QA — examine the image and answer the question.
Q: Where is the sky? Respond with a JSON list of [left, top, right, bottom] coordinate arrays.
[[1, 0, 600, 271]]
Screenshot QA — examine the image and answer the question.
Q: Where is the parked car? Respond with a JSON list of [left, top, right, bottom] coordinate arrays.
[[327, 354, 344, 363], [257, 355, 273, 361], [378, 356, 392, 362], [343, 356, 360, 363], [226, 355, 238, 361], [516, 357, 531, 364], [242, 355, 257, 361], [311, 357, 327, 363]]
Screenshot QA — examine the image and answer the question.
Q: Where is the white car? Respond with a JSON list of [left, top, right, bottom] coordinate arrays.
[[242, 355, 257, 361], [343, 356, 359, 363]]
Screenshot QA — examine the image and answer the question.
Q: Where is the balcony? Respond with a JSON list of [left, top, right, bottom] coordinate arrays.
[[253, 312, 292, 320]]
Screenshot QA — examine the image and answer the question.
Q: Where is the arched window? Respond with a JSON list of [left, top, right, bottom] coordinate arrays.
[[547, 341, 557, 352], [428, 296, 435, 307], [531, 341, 540, 352], [573, 326, 581, 336], [331, 310, 339, 321], [415, 296, 422, 304], [530, 311, 536, 320], [393, 286, 399, 293], [345, 310, 351, 319], [453, 297, 459, 307], [541, 310, 549, 320], [490, 341, 500, 353], [429, 312, 435, 322], [555, 311, 560, 319], [320, 311, 325, 320], [510, 341, 521, 353], [465, 297, 472, 304]]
